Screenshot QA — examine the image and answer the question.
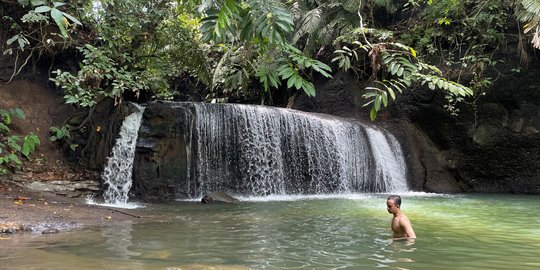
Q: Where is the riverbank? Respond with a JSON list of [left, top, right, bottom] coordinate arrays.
[[0, 181, 149, 236]]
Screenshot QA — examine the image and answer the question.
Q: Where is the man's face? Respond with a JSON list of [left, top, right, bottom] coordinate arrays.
[[386, 199, 398, 214]]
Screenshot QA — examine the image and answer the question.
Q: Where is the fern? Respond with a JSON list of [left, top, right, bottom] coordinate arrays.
[[248, 0, 294, 43], [256, 61, 282, 92], [362, 79, 407, 121], [382, 52, 417, 81], [332, 45, 357, 70], [277, 64, 316, 97], [201, 1, 333, 101], [200, 0, 294, 44], [279, 44, 332, 97], [416, 74, 473, 97], [334, 41, 474, 120], [288, 0, 360, 52]]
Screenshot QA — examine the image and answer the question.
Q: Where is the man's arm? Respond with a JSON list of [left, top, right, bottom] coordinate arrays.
[[400, 217, 416, 239]]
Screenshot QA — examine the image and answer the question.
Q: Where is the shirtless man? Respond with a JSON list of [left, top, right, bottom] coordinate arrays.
[[386, 195, 416, 239]]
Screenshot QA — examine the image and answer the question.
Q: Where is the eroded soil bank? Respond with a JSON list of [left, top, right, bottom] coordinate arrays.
[[0, 181, 151, 236]]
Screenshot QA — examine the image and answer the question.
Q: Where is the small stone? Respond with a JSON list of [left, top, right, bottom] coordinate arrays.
[[42, 228, 60, 234], [66, 191, 81, 198]]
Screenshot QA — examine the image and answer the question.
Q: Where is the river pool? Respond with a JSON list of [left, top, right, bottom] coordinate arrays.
[[1, 193, 539, 269]]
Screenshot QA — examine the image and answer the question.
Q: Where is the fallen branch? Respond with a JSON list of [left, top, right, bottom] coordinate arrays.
[[106, 208, 141, 218]]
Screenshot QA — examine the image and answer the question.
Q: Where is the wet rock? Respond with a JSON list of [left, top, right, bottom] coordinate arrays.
[[20, 180, 100, 193], [201, 192, 239, 204], [66, 191, 81, 198], [42, 228, 60, 234], [20, 225, 32, 232], [57, 191, 81, 198]]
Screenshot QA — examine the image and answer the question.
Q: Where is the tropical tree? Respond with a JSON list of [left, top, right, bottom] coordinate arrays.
[[198, 0, 332, 105], [283, 0, 474, 119], [4, 0, 537, 119], [50, 0, 210, 107]]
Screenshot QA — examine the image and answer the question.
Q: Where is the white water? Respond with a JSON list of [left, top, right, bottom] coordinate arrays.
[[176, 191, 453, 203], [86, 196, 143, 209], [100, 105, 145, 205], [365, 127, 409, 192], [186, 103, 409, 196]]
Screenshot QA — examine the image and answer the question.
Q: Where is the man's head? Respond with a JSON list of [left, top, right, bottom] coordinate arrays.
[[386, 195, 402, 214]]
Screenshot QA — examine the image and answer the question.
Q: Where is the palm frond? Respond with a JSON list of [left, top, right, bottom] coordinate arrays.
[[343, 0, 362, 13], [292, 7, 322, 44], [518, 0, 540, 48], [521, 0, 540, 16]]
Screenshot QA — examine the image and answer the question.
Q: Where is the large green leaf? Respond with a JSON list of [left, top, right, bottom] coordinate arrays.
[[34, 6, 51, 13], [8, 136, 21, 151], [302, 81, 316, 97], [50, 7, 68, 38], [61, 11, 82, 25], [8, 153, 22, 166], [31, 0, 46, 6], [21, 133, 40, 158], [10, 108, 25, 119], [0, 123, 10, 133]]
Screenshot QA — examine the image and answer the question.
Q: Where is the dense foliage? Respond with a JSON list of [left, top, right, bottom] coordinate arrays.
[[2, 0, 539, 118], [0, 108, 40, 175]]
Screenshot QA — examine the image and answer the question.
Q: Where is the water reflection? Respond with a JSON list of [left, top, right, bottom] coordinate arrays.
[[101, 221, 141, 259], [369, 238, 417, 269], [2, 194, 540, 269]]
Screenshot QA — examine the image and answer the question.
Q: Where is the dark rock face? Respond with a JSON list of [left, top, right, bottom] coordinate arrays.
[[397, 67, 540, 194], [132, 103, 191, 202]]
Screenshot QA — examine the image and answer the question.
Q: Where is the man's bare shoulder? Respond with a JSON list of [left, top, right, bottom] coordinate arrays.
[[397, 214, 413, 226]]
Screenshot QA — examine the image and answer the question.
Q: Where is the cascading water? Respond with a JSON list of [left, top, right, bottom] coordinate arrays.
[[160, 102, 410, 198], [365, 128, 409, 192], [101, 105, 145, 204]]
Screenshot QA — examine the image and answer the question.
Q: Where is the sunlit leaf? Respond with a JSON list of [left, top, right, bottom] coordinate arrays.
[[61, 11, 82, 25], [31, 0, 46, 6], [50, 8, 68, 38]]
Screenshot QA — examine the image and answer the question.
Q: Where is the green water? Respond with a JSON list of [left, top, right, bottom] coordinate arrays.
[[1, 193, 540, 270]]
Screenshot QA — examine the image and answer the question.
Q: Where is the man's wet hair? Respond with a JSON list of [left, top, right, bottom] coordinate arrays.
[[387, 195, 402, 207]]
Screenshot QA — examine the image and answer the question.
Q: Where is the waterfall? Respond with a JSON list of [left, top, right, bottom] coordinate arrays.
[[101, 105, 145, 204], [167, 102, 409, 197], [365, 127, 409, 192]]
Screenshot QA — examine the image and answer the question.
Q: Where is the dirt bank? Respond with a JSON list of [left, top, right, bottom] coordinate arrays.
[[0, 181, 150, 236]]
